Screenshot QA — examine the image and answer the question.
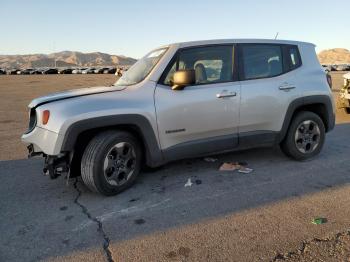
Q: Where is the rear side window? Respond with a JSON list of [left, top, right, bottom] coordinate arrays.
[[240, 44, 283, 80], [287, 45, 302, 70]]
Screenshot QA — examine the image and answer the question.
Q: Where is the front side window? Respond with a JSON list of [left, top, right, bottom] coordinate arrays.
[[115, 48, 167, 86], [162, 45, 233, 86], [241, 44, 283, 80]]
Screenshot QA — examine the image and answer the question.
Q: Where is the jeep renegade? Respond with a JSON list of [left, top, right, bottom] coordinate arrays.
[[22, 39, 335, 196]]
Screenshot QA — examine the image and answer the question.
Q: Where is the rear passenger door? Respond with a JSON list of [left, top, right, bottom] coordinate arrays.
[[238, 44, 302, 138]]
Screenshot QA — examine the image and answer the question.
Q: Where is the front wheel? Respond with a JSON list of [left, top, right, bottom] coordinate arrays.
[[81, 130, 142, 196], [280, 111, 325, 161]]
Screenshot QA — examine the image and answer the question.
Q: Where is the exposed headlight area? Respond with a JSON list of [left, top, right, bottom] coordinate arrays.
[[25, 108, 37, 134]]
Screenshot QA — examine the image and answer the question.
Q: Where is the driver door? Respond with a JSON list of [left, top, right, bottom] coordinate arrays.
[[154, 45, 240, 160]]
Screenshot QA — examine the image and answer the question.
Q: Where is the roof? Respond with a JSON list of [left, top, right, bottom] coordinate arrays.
[[169, 39, 315, 48]]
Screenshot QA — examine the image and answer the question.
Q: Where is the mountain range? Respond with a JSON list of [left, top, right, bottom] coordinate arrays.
[[0, 48, 349, 69], [0, 51, 137, 69]]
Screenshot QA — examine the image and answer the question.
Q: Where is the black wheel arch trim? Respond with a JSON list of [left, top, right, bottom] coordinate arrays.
[[61, 114, 163, 167], [277, 95, 335, 143]]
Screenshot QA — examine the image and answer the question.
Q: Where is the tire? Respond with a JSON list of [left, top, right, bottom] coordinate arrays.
[[280, 111, 325, 161], [81, 130, 142, 196]]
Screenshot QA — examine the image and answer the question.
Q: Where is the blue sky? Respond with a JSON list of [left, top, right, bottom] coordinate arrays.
[[1, 0, 349, 58]]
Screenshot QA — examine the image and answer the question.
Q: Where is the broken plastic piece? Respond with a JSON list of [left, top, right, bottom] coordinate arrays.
[[184, 178, 193, 187], [204, 157, 218, 163], [312, 217, 327, 225], [238, 167, 254, 174], [219, 162, 241, 171]]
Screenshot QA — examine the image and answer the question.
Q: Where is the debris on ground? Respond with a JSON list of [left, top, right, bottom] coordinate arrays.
[[219, 162, 253, 174], [311, 217, 328, 225], [184, 178, 193, 187], [238, 167, 254, 174], [219, 162, 241, 171], [204, 157, 218, 163], [195, 179, 202, 185]]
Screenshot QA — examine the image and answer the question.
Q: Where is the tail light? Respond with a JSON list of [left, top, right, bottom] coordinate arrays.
[[326, 74, 332, 89]]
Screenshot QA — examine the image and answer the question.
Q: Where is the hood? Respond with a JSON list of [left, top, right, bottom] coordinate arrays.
[[29, 85, 126, 108], [343, 72, 350, 80]]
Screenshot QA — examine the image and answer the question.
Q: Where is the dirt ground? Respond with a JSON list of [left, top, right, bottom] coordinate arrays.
[[0, 74, 116, 160], [1, 72, 350, 262], [0, 72, 348, 161]]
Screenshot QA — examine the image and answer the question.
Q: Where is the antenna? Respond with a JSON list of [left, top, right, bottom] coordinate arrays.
[[53, 41, 57, 68], [274, 32, 279, 40]]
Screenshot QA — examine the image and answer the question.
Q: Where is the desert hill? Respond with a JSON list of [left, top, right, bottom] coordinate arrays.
[[0, 51, 137, 69], [318, 48, 350, 64]]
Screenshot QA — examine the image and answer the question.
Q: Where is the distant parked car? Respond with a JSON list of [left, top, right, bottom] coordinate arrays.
[[103, 67, 116, 74], [72, 68, 87, 74], [31, 69, 43, 75], [7, 69, 20, 75], [0, 68, 6, 75], [82, 68, 96, 74], [58, 68, 73, 74], [18, 68, 35, 75], [94, 67, 109, 74], [335, 64, 350, 71], [42, 68, 58, 74]]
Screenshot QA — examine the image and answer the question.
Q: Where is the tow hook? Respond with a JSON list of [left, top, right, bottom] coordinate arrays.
[[43, 155, 70, 179]]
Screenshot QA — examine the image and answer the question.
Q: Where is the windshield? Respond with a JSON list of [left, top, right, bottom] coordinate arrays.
[[114, 47, 168, 86]]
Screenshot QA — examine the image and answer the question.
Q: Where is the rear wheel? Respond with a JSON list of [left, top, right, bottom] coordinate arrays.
[[281, 111, 325, 160], [81, 130, 141, 196]]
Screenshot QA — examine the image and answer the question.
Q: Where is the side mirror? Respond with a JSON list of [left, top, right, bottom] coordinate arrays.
[[172, 69, 195, 90]]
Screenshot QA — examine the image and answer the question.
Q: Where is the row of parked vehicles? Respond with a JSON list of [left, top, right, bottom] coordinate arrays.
[[322, 64, 350, 72], [0, 67, 127, 76]]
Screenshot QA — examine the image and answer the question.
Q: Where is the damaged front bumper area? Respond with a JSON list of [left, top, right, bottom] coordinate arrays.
[[27, 144, 71, 179], [43, 153, 71, 179]]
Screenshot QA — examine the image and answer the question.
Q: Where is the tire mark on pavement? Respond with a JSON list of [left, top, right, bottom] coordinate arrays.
[[73, 179, 114, 262]]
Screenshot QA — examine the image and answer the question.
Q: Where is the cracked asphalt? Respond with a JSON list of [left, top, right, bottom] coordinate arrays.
[[1, 73, 350, 261], [1, 123, 350, 261]]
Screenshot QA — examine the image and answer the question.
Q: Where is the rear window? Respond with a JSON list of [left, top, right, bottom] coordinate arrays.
[[241, 44, 283, 80]]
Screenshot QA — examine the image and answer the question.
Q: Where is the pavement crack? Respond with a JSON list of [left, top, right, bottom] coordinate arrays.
[[73, 179, 114, 262], [271, 230, 350, 261]]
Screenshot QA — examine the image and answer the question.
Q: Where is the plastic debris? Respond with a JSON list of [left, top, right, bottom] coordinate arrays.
[[219, 162, 241, 171], [312, 217, 328, 225], [184, 178, 193, 187], [204, 157, 218, 163], [219, 162, 253, 174], [238, 167, 254, 174]]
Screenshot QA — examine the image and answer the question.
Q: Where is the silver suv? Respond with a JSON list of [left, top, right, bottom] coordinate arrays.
[[22, 39, 335, 196]]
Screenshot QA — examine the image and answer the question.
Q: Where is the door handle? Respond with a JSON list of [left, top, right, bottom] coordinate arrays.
[[279, 85, 296, 91], [216, 91, 237, 98]]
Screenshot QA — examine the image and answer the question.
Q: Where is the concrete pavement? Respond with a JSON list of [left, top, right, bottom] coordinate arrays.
[[1, 123, 350, 261]]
